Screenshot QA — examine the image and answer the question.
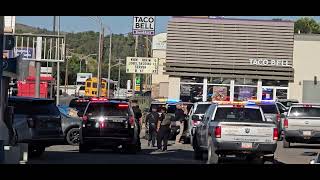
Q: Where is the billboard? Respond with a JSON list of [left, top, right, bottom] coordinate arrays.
[[15, 47, 34, 59], [126, 57, 158, 74], [132, 16, 155, 36]]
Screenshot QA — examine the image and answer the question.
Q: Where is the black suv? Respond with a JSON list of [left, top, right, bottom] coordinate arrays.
[[8, 96, 64, 157], [79, 98, 140, 153]]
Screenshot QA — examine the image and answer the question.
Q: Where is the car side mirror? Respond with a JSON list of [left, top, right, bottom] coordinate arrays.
[[192, 115, 200, 121], [77, 111, 83, 117]]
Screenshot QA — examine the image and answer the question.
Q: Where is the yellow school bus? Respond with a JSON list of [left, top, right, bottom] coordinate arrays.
[[85, 77, 107, 97]]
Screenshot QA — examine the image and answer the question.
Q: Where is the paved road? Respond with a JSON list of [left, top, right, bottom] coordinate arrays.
[[28, 135, 320, 164], [29, 139, 200, 164]]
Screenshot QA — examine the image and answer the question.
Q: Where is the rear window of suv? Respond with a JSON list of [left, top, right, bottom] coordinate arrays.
[[12, 101, 60, 116], [214, 107, 263, 123], [289, 107, 320, 117], [86, 103, 129, 116], [194, 104, 211, 114], [260, 104, 278, 114]]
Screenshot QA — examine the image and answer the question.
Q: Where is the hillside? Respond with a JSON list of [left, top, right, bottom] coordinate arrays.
[[15, 23, 149, 87]]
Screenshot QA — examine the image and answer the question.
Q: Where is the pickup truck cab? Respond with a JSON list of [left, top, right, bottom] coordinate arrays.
[[283, 103, 320, 148], [193, 101, 278, 164]]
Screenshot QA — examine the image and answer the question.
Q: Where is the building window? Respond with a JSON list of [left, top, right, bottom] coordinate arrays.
[[276, 89, 288, 99], [208, 77, 231, 84], [207, 85, 230, 101], [234, 86, 257, 101], [180, 84, 203, 102], [181, 77, 203, 83], [262, 88, 274, 100], [262, 80, 288, 87], [235, 78, 258, 85]]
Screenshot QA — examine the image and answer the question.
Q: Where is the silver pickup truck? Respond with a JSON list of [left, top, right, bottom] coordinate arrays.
[[193, 102, 278, 164], [283, 104, 320, 148]]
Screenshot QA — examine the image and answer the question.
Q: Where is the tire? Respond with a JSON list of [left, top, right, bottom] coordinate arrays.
[[192, 136, 203, 160], [207, 140, 219, 164], [263, 155, 275, 164], [28, 145, 45, 158], [79, 142, 91, 153], [283, 138, 290, 148], [66, 127, 80, 146]]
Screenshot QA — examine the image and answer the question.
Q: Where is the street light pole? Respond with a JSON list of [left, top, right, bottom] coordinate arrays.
[[107, 31, 112, 98]]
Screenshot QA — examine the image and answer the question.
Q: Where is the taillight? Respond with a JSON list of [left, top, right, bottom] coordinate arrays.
[[273, 128, 279, 140], [118, 104, 129, 108], [276, 114, 281, 122], [215, 126, 221, 138], [284, 118, 288, 128], [129, 116, 135, 127], [82, 116, 88, 122], [27, 117, 35, 128]]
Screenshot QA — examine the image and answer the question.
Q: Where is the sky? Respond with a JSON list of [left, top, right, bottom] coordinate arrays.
[[16, 16, 320, 34]]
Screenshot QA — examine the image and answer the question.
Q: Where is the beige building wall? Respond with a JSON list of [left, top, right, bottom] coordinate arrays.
[[168, 77, 180, 99], [151, 33, 169, 98], [290, 35, 320, 102]]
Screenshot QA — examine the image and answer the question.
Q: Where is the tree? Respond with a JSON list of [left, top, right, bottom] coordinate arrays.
[[294, 17, 320, 34]]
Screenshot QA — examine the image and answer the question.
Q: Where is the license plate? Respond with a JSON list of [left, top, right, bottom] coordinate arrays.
[[241, 142, 253, 149], [303, 131, 312, 136]]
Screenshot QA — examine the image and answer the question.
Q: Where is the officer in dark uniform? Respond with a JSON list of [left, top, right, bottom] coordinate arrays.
[[146, 106, 160, 147], [131, 100, 142, 151]]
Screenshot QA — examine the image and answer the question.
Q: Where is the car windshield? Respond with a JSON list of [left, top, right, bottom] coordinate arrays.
[[289, 107, 320, 117], [86, 103, 129, 116], [260, 104, 278, 114], [194, 104, 211, 114], [214, 107, 263, 123]]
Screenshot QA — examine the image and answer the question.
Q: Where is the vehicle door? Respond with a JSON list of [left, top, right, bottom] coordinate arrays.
[[199, 104, 216, 146]]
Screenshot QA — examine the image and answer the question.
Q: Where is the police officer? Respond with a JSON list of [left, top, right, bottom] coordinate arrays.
[[131, 100, 142, 151], [146, 106, 159, 147], [156, 107, 171, 152]]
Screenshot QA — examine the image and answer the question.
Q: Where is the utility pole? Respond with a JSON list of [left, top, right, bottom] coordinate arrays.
[[35, 37, 42, 98], [0, 16, 5, 163], [116, 58, 124, 97], [145, 36, 149, 92], [56, 16, 60, 105], [133, 35, 138, 95], [107, 31, 112, 98], [50, 16, 56, 99], [64, 56, 69, 94], [97, 27, 104, 97]]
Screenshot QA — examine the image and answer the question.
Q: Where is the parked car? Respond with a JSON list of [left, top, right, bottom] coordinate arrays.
[[310, 153, 320, 164], [188, 102, 212, 145], [283, 103, 320, 148], [79, 98, 140, 153], [249, 100, 283, 140], [69, 97, 90, 116], [193, 101, 277, 164], [9, 96, 64, 157], [58, 105, 81, 145], [276, 99, 299, 108]]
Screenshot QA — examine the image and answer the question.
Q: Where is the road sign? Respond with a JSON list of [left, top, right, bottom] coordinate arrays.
[[132, 16, 155, 36], [15, 47, 34, 59], [126, 57, 158, 74]]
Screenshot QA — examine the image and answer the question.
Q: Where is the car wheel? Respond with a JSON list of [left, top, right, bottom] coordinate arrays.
[[28, 145, 45, 158], [193, 136, 203, 160], [283, 138, 290, 148], [79, 142, 90, 153], [66, 127, 80, 146], [207, 140, 219, 164]]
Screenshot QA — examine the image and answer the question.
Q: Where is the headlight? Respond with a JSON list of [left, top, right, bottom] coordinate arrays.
[[98, 116, 105, 122]]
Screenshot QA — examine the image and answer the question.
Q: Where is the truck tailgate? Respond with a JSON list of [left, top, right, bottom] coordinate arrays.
[[287, 117, 320, 131], [220, 122, 276, 143]]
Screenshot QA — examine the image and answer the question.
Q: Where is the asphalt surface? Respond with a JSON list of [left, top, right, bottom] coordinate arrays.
[[27, 137, 320, 164]]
